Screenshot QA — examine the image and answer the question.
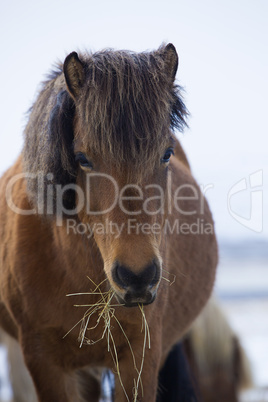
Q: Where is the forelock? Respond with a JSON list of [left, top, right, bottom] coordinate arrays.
[[75, 47, 187, 173]]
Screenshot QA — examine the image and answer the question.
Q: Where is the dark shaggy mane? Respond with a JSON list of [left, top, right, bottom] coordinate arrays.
[[23, 44, 188, 212], [44, 61, 63, 83], [75, 45, 188, 172], [170, 84, 188, 132]]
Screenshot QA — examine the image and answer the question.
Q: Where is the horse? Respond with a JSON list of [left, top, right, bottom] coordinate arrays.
[[0, 43, 218, 401], [2, 299, 252, 402], [1, 329, 197, 402], [183, 296, 253, 402]]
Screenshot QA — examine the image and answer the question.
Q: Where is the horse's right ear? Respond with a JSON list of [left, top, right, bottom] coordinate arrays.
[[63, 52, 85, 98], [163, 43, 179, 82]]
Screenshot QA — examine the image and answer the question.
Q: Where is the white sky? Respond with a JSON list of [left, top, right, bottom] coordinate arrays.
[[0, 0, 267, 242]]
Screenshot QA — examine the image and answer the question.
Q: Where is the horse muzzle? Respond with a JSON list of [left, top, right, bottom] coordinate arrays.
[[112, 260, 160, 307]]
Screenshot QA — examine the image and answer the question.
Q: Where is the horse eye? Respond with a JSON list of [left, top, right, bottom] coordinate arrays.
[[75, 152, 93, 169], [162, 148, 174, 164]]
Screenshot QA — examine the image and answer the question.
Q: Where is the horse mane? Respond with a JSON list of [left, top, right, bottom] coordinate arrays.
[[23, 45, 188, 212], [76, 45, 188, 171]]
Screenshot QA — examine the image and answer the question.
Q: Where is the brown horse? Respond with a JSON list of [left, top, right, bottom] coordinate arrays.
[[0, 44, 217, 401], [183, 296, 253, 402]]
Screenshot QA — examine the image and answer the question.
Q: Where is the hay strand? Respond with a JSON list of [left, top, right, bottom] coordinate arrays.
[[65, 278, 151, 401], [161, 268, 176, 286]]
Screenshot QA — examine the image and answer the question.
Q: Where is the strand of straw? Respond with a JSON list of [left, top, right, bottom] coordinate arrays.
[[64, 278, 151, 401], [161, 268, 176, 286]]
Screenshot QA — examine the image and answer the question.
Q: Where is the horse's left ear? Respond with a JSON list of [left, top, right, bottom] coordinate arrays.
[[63, 52, 85, 98], [163, 43, 179, 82]]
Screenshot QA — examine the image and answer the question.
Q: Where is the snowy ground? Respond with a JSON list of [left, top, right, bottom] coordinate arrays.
[[0, 346, 11, 402], [0, 241, 267, 401], [215, 243, 268, 402]]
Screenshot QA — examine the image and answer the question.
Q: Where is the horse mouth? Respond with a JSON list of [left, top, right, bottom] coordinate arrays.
[[114, 290, 156, 308], [110, 259, 160, 307]]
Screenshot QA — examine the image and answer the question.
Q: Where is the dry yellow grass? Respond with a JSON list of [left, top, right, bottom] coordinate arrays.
[[64, 277, 151, 402]]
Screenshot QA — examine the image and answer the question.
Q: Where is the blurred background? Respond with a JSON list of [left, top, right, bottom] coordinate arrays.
[[0, 0, 267, 400]]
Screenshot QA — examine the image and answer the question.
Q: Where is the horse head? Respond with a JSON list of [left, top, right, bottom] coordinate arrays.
[[24, 44, 188, 307]]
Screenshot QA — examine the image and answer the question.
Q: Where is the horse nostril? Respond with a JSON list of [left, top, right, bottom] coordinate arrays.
[[114, 264, 132, 289], [112, 261, 160, 291]]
